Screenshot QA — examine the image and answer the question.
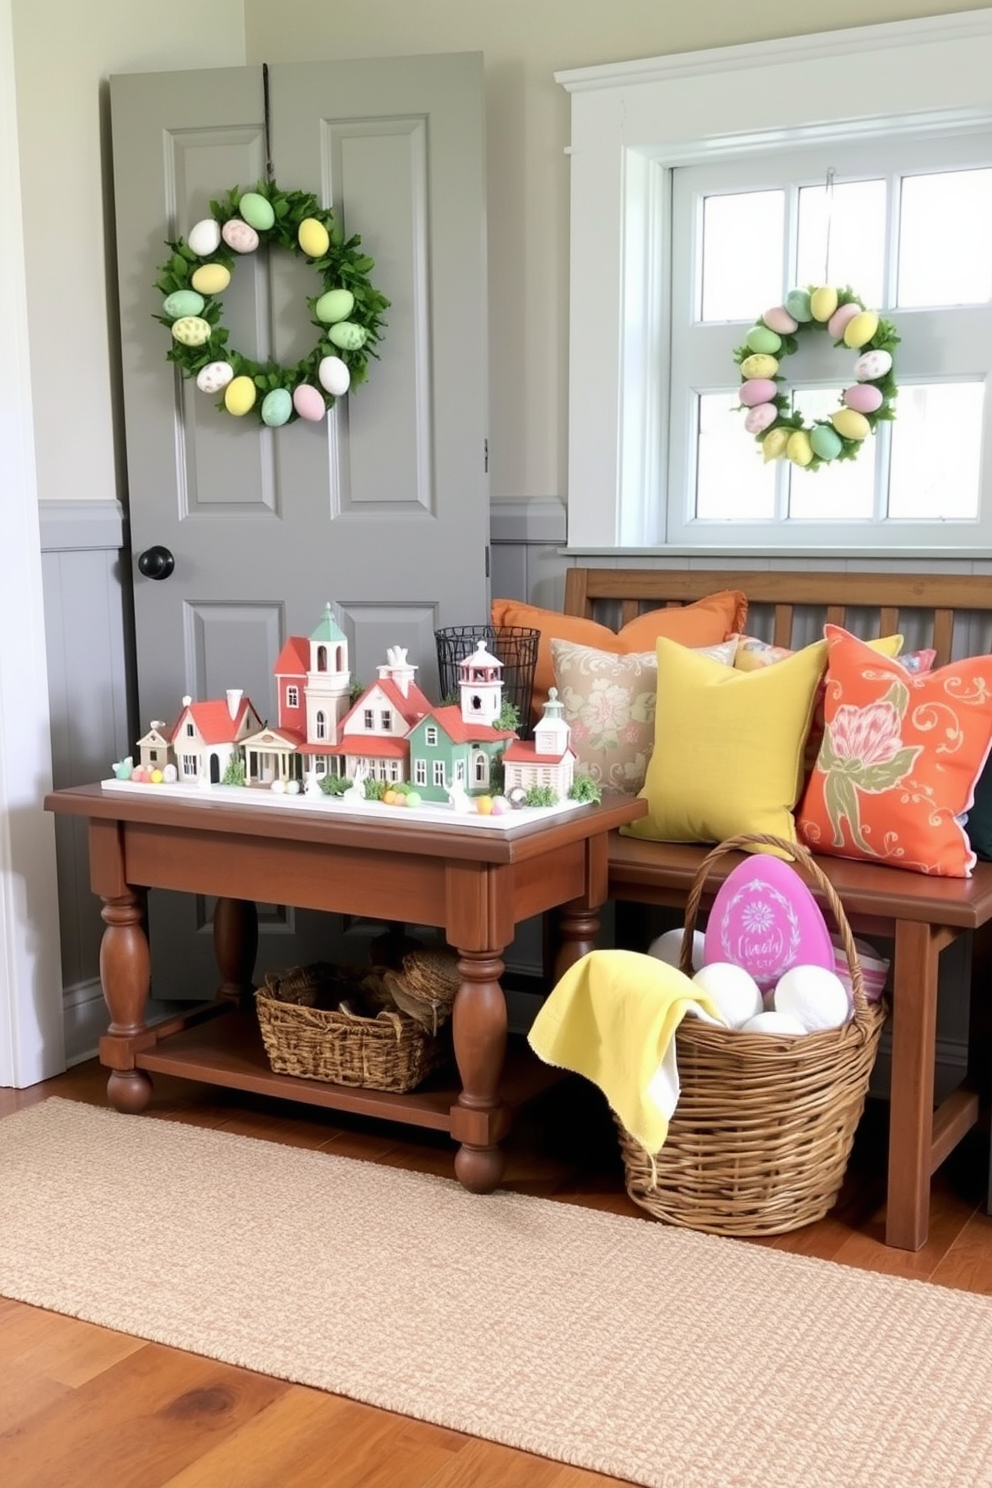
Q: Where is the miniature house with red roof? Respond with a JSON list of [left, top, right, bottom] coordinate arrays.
[[171, 690, 264, 785], [406, 640, 517, 802], [501, 687, 576, 798], [330, 646, 434, 783]]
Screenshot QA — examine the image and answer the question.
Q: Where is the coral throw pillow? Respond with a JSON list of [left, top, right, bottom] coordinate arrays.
[[492, 591, 747, 720], [797, 626, 992, 877]]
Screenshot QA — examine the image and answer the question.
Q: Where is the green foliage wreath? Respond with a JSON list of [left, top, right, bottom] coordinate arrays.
[[153, 181, 389, 426]]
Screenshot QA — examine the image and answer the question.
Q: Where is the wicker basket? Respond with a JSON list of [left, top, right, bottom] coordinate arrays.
[[256, 962, 451, 1092], [616, 834, 889, 1237], [382, 948, 462, 1032]]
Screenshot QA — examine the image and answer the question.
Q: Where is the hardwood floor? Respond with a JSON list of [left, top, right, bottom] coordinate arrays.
[[2, 1060, 991, 1487]]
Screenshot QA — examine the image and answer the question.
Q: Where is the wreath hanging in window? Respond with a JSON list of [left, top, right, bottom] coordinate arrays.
[[153, 181, 389, 426], [734, 287, 899, 470]]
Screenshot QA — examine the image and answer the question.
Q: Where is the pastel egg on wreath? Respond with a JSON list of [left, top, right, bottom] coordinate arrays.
[[843, 310, 880, 349], [809, 423, 843, 462], [171, 315, 212, 347], [261, 388, 293, 427], [853, 348, 893, 382], [843, 382, 884, 415], [195, 360, 235, 394], [739, 378, 778, 407], [315, 288, 355, 324], [162, 289, 205, 320], [224, 375, 257, 416], [221, 218, 259, 253], [293, 384, 327, 421], [744, 325, 782, 355], [786, 430, 814, 467], [187, 217, 222, 257], [190, 262, 231, 296], [744, 402, 778, 435], [831, 407, 871, 441], [298, 216, 330, 258], [810, 286, 839, 323], [827, 301, 861, 340], [328, 320, 367, 352], [762, 305, 798, 335], [238, 191, 275, 231], [785, 287, 813, 322], [761, 427, 790, 462], [740, 353, 779, 380], [318, 354, 351, 397]]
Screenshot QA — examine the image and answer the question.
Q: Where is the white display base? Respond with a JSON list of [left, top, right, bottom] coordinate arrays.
[[100, 778, 590, 832]]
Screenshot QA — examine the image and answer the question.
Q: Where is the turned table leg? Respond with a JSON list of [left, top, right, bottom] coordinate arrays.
[[99, 889, 154, 1113], [213, 896, 259, 1006], [450, 950, 510, 1193], [555, 900, 601, 979]]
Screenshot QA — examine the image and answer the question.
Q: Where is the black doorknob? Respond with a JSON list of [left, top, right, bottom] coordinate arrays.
[[136, 545, 176, 581]]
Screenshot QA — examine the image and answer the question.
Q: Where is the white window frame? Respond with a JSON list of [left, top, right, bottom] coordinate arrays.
[[557, 9, 992, 555]]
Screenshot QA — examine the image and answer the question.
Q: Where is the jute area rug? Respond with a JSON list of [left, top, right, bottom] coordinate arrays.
[[2, 1099, 992, 1488]]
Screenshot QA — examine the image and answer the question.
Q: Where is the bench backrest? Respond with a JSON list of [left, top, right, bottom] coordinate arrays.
[[562, 568, 992, 667]]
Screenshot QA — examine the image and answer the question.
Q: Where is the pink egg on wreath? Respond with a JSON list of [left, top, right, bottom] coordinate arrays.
[[739, 378, 778, 407], [762, 306, 798, 335], [703, 855, 835, 992], [843, 383, 884, 414], [221, 218, 259, 253], [827, 301, 861, 339], [293, 384, 326, 422], [744, 402, 778, 435]]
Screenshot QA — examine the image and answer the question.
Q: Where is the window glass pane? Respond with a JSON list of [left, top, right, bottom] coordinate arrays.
[[898, 170, 992, 307], [786, 387, 877, 521], [700, 192, 783, 322], [796, 180, 885, 307], [888, 383, 983, 519], [696, 393, 776, 519]]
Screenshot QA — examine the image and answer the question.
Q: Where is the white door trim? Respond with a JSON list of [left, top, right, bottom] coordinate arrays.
[[0, 0, 66, 1087]]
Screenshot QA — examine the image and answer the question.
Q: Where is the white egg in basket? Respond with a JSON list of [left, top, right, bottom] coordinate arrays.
[[692, 962, 764, 1029], [648, 927, 705, 973], [774, 964, 852, 1032], [739, 1010, 808, 1036]]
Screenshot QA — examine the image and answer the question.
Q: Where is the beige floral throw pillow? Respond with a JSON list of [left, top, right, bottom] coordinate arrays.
[[551, 636, 738, 797]]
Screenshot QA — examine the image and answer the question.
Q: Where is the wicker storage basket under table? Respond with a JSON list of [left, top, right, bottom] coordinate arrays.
[[616, 833, 889, 1237], [256, 962, 451, 1092]]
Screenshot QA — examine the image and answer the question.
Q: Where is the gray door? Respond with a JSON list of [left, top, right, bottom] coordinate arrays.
[[110, 55, 489, 995]]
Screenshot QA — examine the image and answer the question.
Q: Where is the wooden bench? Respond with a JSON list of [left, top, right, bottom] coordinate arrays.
[[562, 566, 992, 1250]]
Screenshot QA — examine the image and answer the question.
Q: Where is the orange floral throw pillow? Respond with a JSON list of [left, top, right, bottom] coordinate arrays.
[[797, 626, 992, 877]]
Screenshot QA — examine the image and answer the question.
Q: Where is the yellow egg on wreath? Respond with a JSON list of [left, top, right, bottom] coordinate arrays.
[[735, 285, 900, 472]]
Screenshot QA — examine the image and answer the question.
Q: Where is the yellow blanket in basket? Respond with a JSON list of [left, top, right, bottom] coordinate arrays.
[[528, 949, 725, 1154]]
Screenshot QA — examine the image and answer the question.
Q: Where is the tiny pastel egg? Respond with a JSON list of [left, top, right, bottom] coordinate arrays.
[[785, 287, 813, 322], [328, 320, 367, 351], [196, 360, 234, 393], [490, 796, 509, 815], [187, 218, 222, 256], [315, 288, 355, 324], [318, 355, 351, 397], [762, 306, 798, 334], [761, 427, 790, 462], [853, 349, 893, 381], [293, 384, 327, 421], [843, 382, 884, 414], [831, 407, 871, 441], [298, 217, 330, 258], [809, 286, 839, 322], [827, 301, 861, 339], [843, 310, 880, 349], [744, 402, 778, 435], [171, 315, 212, 347], [221, 218, 259, 253], [786, 430, 814, 466], [405, 791, 422, 808], [224, 375, 257, 416], [162, 289, 205, 319], [270, 778, 286, 794], [261, 387, 293, 427], [238, 191, 275, 231], [190, 262, 231, 295], [740, 353, 779, 380], [809, 423, 843, 461], [739, 378, 778, 407], [745, 325, 782, 355]]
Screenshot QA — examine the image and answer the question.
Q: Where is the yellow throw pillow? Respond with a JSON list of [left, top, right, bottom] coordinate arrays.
[[620, 635, 828, 854]]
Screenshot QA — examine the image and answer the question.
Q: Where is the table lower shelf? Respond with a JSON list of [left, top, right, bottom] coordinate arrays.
[[133, 1007, 564, 1134]]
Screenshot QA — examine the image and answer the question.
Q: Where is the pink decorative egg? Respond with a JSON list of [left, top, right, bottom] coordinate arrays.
[[827, 302, 860, 339], [739, 378, 778, 407], [293, 384, 326, 422], [221, 218, 259, 253], [843, 383, 884, 414], [762, 306, 798, 334], [703, 856, 835, 992], [744, 402, 778, 434]]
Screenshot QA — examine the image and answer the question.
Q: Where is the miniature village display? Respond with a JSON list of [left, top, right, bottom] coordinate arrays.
[[105, 605, 601, 830]]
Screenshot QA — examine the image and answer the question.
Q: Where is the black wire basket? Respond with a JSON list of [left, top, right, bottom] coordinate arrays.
[[434, 625, 539, 737]]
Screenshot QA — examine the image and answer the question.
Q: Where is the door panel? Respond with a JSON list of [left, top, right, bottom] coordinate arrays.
[[110, 55, 488, 997]]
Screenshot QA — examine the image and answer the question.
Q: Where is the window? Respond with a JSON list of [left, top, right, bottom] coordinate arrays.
[[363, 709, 374, 730], [558, 12, 992, 554], [316, 712, 326, 740], [286, 686, 299, 709], [414, 759, 427, 786], [425, 725, 438, 747], [433, 760, 446, 786], [380, 711, 392, 731]]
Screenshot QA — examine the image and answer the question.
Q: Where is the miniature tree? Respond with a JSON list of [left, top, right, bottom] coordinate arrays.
[[222, 755, 246, 787], [524, 784, 558, 807], [568, 774, 602, 804], [320, 774, 352, 796], [363, 776, 387, 800], [496, 699, 520, 732]]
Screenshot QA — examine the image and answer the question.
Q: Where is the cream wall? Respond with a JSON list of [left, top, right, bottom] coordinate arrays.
[[245, 0, 992, 511]]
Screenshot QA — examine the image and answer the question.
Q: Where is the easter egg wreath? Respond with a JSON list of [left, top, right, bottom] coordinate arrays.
[[153, 181, 389, 426], [734, 286, 899, 470]]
